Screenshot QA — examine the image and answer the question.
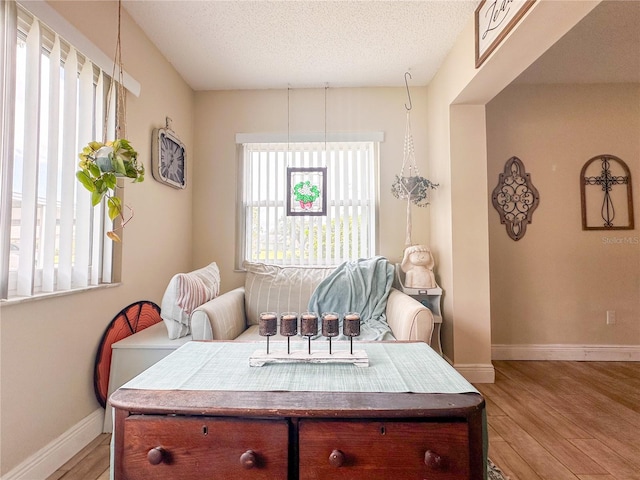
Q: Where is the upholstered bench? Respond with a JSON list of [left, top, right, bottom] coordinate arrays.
[[102, 322, 191, 431], [102, 261, 221, 432]]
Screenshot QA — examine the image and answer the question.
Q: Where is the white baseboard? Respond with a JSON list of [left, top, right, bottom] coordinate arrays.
[[2, 408, 104, 480], [453, 363, 496, 384], [492, 344, 640, 361]]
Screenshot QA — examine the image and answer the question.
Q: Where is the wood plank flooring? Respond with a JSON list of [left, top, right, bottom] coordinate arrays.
[[479, 361, 640, 480], [47, 361, 640, 480], [46, 432, 111, 480]]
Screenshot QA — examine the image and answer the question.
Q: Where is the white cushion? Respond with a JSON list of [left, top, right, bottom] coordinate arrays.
[[243, 262, 334, 326], [161, 262, 221, 339]]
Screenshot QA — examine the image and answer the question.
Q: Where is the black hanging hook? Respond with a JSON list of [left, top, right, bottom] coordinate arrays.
[[404, 71, 412, 111]]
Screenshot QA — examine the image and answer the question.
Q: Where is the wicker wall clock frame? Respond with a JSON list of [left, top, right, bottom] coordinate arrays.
[[491, 156, 540, 241]]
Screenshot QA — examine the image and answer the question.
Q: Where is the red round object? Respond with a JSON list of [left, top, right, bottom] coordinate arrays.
[[93, 300, 162, 407]]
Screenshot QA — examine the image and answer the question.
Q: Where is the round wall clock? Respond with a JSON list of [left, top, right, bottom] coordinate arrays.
[[152, 124, 186, 189]]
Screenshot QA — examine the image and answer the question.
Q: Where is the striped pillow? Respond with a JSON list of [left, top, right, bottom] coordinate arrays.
[[244, 262, 335, 326], [161, 262, 221, 339]]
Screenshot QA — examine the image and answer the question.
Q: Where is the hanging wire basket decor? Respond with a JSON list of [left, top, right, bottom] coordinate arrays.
[[391, 174, 438, 207], [392, 88, 438, 246]]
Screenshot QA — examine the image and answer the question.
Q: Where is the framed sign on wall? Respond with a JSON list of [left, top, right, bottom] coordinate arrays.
[[475, 0, 536, 68]]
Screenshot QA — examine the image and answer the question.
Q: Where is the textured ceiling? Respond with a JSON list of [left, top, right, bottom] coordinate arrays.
[[123, 0, 640, 92], [123, 0, 479, 91]]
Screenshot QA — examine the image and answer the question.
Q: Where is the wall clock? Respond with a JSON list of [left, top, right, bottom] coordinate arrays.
[[152, 119, 186, 189]]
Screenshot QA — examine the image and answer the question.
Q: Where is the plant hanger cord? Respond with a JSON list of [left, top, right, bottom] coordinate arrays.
[[103, 0, 127, 143], [402, 110, 418, 246], [400, 71, 421, 198], [401, 110, 420, 188], [391, 72, 438, 247]]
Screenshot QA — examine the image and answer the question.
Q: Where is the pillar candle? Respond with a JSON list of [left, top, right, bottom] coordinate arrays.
[[321, 312, 339, 337], [258, 312, 277, 336], [300, 312, 318, 337], [280, 312, 298, 336], [343, 312, 361, 337]]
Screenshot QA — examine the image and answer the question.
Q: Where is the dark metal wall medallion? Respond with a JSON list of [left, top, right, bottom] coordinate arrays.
[[492, 156, 540, 241], [580, 154, 634, 230]]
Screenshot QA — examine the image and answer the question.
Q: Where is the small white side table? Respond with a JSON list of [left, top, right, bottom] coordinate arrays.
[[394, 265, 443, 356]]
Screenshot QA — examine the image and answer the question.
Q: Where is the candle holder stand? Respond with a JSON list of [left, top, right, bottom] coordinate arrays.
[[250, 312, 368, 367]]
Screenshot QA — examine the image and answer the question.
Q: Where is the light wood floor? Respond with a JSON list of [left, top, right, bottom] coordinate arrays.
[[479, 361, 640, 480], [47, 360, 640, 480]]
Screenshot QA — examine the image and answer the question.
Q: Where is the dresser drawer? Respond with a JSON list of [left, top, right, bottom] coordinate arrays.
[[298, 419, 470, 480], [120, 416, 289, 480]]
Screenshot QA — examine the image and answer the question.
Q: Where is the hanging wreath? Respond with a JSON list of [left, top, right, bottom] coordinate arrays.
[[293, 180, 321, 210]]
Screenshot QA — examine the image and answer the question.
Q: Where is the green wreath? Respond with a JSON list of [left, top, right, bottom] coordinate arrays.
[[293, 181, 321, 204]]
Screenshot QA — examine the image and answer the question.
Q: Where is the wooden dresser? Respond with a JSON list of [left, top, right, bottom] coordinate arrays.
[[110, 341, 485, 480]]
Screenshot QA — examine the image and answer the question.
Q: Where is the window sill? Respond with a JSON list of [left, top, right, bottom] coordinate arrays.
[[0, 282, 122, 306]]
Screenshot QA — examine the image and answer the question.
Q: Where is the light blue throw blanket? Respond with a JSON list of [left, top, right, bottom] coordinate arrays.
[[307, 256, 395, 341]]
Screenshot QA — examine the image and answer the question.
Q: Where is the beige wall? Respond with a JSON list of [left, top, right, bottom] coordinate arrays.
[[0, 0, 618, 475], [487, 83, 640, 346], [192, 87, 432, 290], [0, 0, 194, 474], [426, 0, 600, 375]]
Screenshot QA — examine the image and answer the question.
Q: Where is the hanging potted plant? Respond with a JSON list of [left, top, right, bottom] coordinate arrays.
[[392, 72, 438, 247], [75, 0, 143, 242], [391, 175, 438, 208], [76, 139, 144, 242], [391, 173, 438, 247]]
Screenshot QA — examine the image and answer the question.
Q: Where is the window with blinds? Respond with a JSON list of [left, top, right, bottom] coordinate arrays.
[[239, 141, 378, 267], [0, 2, 116, 299]]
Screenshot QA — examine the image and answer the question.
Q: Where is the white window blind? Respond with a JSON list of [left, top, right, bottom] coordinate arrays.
[[239, 141, 378, 267], [0, 2, 115, 299]]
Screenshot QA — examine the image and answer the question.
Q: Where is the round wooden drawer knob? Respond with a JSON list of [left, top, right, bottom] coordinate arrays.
[[147, 447, 165, 465], [424, 449, 445, 470], [240, 450, 257, 469], [329, 449, 345, 467]]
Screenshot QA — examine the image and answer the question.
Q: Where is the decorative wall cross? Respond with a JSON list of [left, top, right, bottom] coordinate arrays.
[[491, 156, 540, 241], [580, 154, 634, 230]]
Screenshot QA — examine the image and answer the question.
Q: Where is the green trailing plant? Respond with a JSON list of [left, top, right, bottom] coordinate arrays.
[[76, 139, 144, 242]]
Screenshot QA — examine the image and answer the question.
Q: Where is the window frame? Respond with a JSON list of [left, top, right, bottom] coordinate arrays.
[[235, 132, 382, 269], [0, 0, 137, 301]]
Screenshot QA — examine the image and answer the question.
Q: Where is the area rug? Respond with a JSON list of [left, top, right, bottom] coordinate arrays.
[[488, 459, 510, 480]]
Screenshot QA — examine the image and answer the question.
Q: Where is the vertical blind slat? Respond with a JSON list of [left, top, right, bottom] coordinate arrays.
[[57, 46, 78, 291], [92, 72, 104, 285], [102, 74, 116, 282], [16, 19, 41, 296], [72, 59, 93, 287], [324, 148, 333, 262], [42, 34, 60, 292], [0, 0, 18, 298], [365, 145, 372, 253]]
